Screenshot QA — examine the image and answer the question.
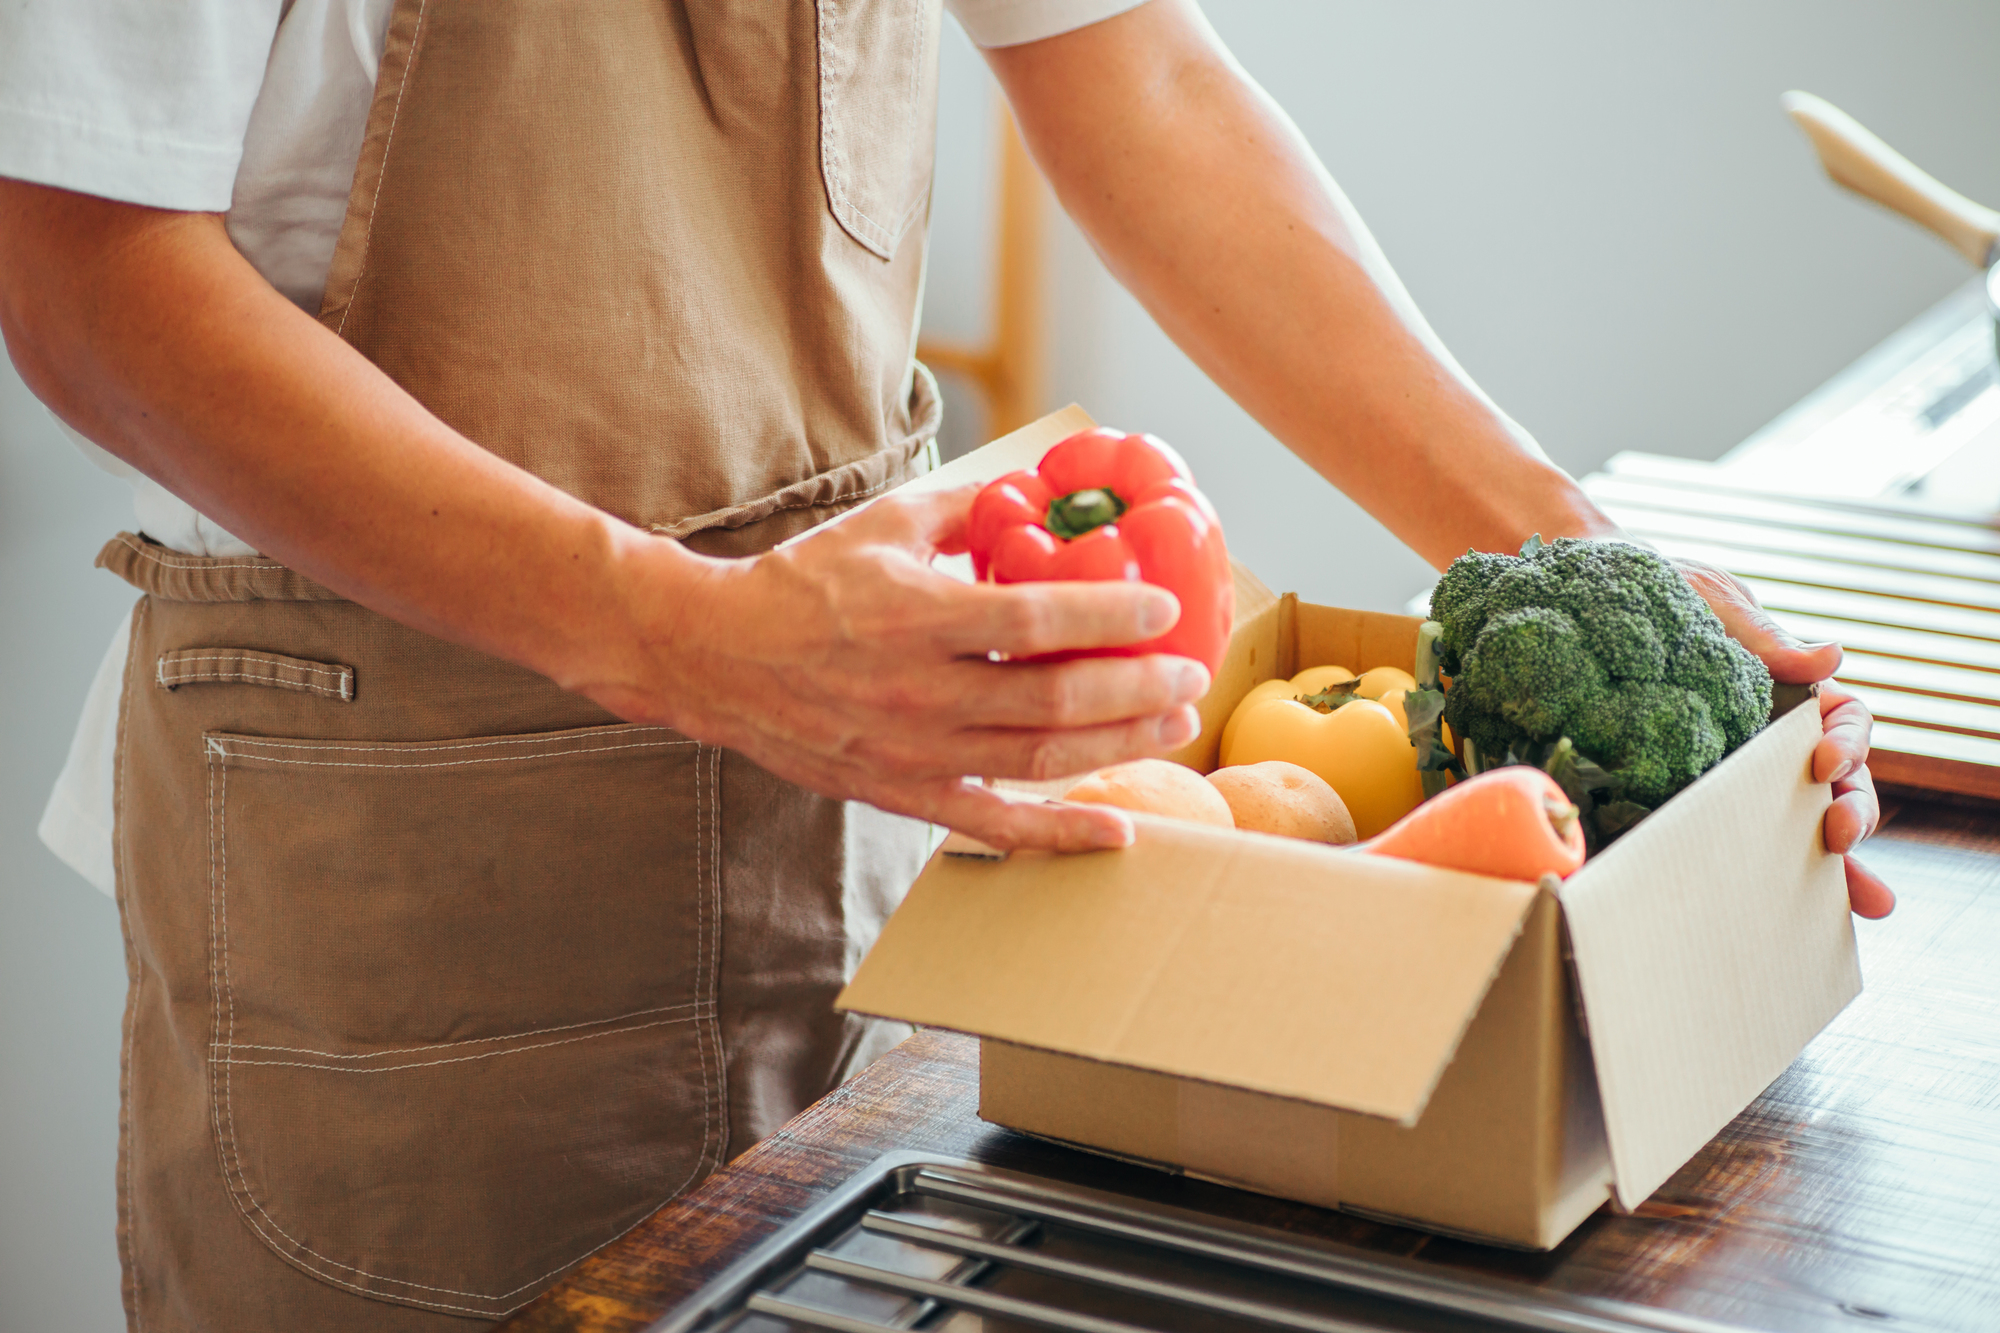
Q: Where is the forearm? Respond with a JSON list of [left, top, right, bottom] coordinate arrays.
[[989, 0, 1619, 568], [0, 181, 698, 703]]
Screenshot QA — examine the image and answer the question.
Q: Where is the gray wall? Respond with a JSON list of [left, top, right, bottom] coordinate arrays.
[[5, 3, 1998, 1327], [1, 365, 137, 1329], [931, 0, 2000, 611]]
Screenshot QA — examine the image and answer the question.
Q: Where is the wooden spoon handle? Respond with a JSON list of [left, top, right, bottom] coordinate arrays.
[[1782, 90, 2000, 268]]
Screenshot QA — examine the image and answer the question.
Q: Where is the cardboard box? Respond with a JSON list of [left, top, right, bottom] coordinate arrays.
[[835, 410, 1862, 1249]]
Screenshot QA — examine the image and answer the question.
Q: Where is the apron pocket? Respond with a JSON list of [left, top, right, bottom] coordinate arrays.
[[815, 0, 942, 259], [201, 723, 725, 1319]]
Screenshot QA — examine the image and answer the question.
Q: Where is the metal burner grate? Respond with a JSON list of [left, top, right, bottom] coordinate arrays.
[[650, 1154, 1750, 1333]]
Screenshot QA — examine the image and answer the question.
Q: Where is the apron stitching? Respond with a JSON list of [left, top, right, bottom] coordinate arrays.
[[708, 744, 727, 1172], [217, 755, 250, 1239], [161, 671, 351, 699], [221, 999, 709, 1058], [163, 665, 342, 677], [333, 0, 431, 338], [814, 0, 925, 255], [110, 533, 284, 572], [758, 470, 901, 516], [161, 668, 346, 687], [119, 599, 146, 1333], [694, 744, 716, 1175], [214, 731, 685, 756], [215, 1012, 709, 1074], [209, 740, 687, 771], [646, 465, 909, 540], [716, 746, 726, 1167], [206, 733, 228, 1219], [160, 654, 349, 677], [203, 726, 721, 1311]]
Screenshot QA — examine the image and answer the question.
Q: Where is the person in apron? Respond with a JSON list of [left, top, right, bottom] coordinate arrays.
[[0, 1, 1888, 1329]]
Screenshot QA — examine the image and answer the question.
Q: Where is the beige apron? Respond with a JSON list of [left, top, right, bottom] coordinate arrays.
[[105, 1, 943, 1327]]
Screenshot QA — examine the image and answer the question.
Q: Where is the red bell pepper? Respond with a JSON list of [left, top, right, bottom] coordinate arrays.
[[966, 427, 1234, 675]]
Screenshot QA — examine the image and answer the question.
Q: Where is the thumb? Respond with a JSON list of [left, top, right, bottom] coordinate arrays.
[[857, 481, 983, 557], [1674, 557, 1842, 685]]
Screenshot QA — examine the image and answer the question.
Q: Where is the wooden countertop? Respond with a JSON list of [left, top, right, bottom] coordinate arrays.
[[502, 798, 2000, 1333]]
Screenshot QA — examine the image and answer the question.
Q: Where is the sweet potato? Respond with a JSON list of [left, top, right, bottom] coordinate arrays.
[[1363, 766, 1585, 881]]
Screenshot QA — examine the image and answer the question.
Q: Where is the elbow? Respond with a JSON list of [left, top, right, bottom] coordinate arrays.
[[0, 189, 68, 415], [0, 292, 59, 412]]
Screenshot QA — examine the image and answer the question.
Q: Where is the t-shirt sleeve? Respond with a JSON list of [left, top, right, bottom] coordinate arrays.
[[945, 0, 1153, 48], [0, 0, 285, 211]]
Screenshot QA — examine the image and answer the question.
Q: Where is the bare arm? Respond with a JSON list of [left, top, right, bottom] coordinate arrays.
[[989, 2, 1891, 914], [0, 182, 1209, 849], [985, 0, 1613, 570]]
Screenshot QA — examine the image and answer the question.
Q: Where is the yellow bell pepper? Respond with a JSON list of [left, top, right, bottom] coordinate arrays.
[[1219, 664, 1426, 838]]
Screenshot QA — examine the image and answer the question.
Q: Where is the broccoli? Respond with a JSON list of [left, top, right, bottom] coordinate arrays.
[[1429, 536, 1771, 808]]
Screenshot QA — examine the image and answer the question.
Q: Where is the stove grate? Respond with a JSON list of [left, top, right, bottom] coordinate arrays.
[[650, 1155, 1756, 1333]]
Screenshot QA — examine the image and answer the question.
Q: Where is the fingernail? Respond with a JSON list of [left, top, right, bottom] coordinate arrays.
[[1797, 640, 1838, 652], [1175, 661, 1212, 701], [1140, 590, 1180, 636], [1092, 817, 1134, 849], [1159, 707, 1200, 747], [1828, 758, 1854, 784]]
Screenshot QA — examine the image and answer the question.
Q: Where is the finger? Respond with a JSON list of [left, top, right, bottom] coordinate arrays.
[[940, 579, 1182, 658], [1813, 684, 1873, 786], [941, 704, 1203, 784], [1845, 854, 1896, 919], [1823, 783, 1876, 855], [938, 653, 1211, 729], [919, 777, 1137, 853], [1678, 557, 1843, 684]]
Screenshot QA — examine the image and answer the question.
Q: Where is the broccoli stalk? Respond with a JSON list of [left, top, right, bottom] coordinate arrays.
[[1403, 620, 1459, 798], [1464, 735, 1650, 853]]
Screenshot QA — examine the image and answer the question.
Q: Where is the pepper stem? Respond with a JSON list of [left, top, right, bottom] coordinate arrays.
[[1046, 487, 1128, 540]]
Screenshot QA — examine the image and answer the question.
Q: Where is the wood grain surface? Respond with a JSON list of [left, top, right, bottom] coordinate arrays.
[[501, 799, 2000, 1333]]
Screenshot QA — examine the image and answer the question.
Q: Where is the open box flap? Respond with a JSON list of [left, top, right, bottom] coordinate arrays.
[[839, 819, 1539, 1125], [1555, 698, 1860, 1209]]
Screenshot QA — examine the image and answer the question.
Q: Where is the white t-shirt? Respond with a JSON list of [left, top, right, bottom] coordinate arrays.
[[3, 0, 1149, 896]]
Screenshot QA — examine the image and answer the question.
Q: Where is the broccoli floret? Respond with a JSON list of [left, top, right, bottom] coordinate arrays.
[[1431, 537, 1772, 807], [1571, 682, 1726, 806], [1454, 607, 1605, 738]]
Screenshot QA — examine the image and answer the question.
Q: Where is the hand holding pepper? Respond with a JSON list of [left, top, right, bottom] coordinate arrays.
[[967, 428, 1234, 676]]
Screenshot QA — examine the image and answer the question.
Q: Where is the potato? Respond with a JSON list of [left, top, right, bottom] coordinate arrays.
[[1065, 759, 1235, 828], [1205, 761, 1356, 844]]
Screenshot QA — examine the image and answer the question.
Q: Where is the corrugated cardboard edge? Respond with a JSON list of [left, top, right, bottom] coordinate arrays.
[[1557, 699, 1861, 1208], [838, 813, 1540, 1125]]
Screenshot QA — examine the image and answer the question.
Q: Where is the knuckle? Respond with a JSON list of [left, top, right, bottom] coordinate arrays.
[[1024, 734, 1071, 783], [1036, 672, 1086, 727], [1002, 595, 1056, 652]]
